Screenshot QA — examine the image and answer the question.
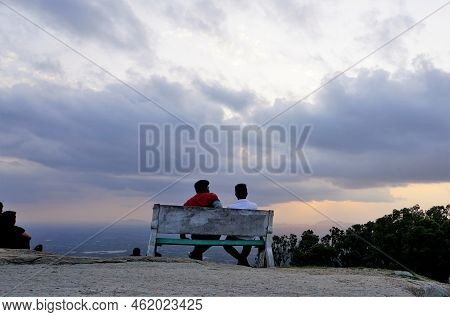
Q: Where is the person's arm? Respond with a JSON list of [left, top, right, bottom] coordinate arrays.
[[212, 200, 223, 208], [22, 231, 31, 239]]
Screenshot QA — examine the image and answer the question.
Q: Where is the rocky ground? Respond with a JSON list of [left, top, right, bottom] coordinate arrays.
[[0, 249, 448, 297]]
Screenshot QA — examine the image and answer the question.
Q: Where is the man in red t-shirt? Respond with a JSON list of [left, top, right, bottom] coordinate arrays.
[[184, 180, 222, 260]]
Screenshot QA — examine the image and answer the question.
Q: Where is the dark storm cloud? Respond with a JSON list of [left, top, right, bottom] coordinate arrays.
[[0, 76, 223, 175], [13, 0, 149, 50], [31, 56, 63, 75], [1, 61, 449, 205], [194, 79, 259, 110], [0, 75, 225, 204], [256, 61, 450, 188], [0, 158, 94, 203]]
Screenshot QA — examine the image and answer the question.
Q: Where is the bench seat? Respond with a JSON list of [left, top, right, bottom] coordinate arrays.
[[147, 204, 274, 267]]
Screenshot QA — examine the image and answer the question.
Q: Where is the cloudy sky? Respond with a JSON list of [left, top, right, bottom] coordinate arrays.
[[0, 0, 449, 226]]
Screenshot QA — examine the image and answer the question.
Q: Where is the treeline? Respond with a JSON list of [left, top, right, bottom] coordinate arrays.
[[272, 205, 450, 282]]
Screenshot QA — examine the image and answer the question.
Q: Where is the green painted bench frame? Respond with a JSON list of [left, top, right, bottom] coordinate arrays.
[[147, 204, 274, 267], [156, 238, 265, 247]]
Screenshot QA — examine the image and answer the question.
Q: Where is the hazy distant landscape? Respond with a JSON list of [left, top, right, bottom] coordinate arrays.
[[25, 220, 346, 262]]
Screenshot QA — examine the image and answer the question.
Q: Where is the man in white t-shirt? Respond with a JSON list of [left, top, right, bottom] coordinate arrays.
[[224, 183, 258, 267]]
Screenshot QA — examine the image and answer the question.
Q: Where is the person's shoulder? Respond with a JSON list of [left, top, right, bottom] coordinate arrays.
[[228, 200, 257, 209], [3, 226, 25, 235], [183, 194, 198, 206], [247, 200, 258, 209], [13, 226, 25, 233], [206, 192, 219, 200], [228, 201, 239, 209]]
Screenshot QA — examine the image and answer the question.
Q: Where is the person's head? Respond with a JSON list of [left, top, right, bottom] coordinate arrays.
[[0, 210, 16, 227], [131, 248, 141, 256], [235, 183, 248, 200], [33, 244, 43, 252], [194, 180, 210, 193], [0, 202, 3, 213]]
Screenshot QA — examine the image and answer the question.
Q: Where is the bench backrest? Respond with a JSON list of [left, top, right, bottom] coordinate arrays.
[[152, 204, 274, 236]]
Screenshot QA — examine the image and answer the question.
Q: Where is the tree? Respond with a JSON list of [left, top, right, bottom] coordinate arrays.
[[273, 205, 450, 282], [272, 234, 298, 266]]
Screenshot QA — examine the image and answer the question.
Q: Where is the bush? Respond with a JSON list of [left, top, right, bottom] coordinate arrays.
[[272, 205, 450, 282]]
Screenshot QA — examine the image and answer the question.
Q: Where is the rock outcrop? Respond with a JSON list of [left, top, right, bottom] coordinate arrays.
[[0, 249, 448, 297]]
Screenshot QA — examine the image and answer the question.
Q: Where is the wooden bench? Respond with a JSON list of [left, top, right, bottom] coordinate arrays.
[[146, 204, 274, 267]]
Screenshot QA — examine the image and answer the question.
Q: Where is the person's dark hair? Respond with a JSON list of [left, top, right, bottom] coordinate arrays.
[[33, 244, 43, 252], [194, 180, 210, 193], [131, 248, 141, 256], [235, 183, 248, 200], [0, 201, 3, 213], [0, 210, 16, 228]]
